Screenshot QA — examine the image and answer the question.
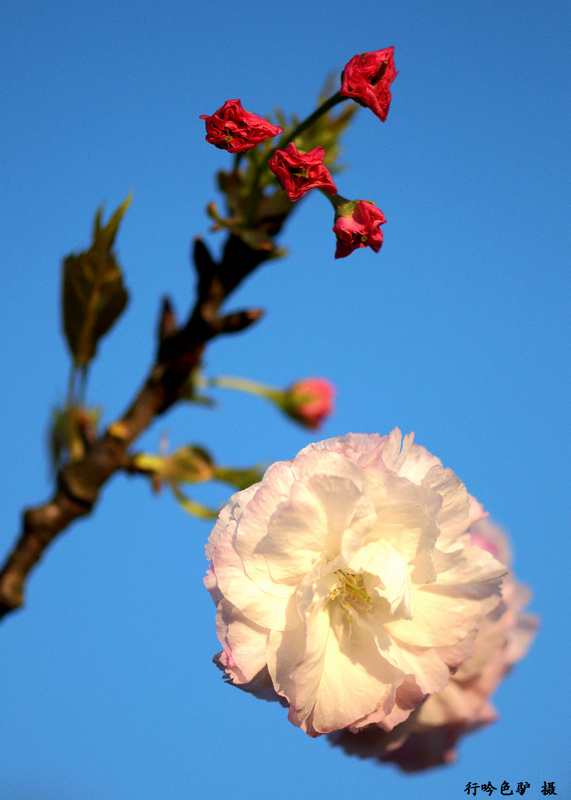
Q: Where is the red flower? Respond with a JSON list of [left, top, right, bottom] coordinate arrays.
[[284, 378, 335, 429], [268, 143, 337, 201], [333, 200, 386, 259], [340, 47, 398, 122], [200, 99, 283, 153]]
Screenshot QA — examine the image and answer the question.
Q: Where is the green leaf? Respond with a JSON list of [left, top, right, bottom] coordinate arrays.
[[62, 193, 132, 368], [133, 445, 214, 485], [93, 191, 132, 253], [166, 445, 214, 483], [213, 464, 265, 491], [170, 484, 219, 520]]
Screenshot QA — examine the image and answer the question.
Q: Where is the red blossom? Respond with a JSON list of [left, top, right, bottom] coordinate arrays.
[[340, 47, 398, 122], [268, 143, 337, 201], [200, 99, 283, 153], [333, 200, 386, 259], [284, 378, 335, 429]]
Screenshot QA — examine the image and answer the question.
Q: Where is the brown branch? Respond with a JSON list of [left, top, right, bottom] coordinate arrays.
[[0, 234, 268, 621]]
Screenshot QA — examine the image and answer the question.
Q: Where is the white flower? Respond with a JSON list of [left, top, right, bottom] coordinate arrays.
[[328, 517, 538, 769], [205, 430, 507, 736]]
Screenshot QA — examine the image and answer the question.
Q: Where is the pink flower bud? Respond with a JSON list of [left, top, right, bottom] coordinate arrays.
[[333, 200, 386, 259], [200, 99, 283, 153], [284, 378, 335, 429], [268, 143, 338, 201], [340, 47, 398, 122]]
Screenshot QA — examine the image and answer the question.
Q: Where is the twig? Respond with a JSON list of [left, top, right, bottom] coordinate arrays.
[[0, 235, 267, 621]]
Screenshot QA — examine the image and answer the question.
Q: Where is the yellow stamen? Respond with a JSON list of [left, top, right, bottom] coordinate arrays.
[[330, 569, 372, 614]]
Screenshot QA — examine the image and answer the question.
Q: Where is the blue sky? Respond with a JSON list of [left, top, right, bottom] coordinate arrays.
[[1, 1, 569, 798]]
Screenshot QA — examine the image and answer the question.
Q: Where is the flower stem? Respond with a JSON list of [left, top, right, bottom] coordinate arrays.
[[320, 188, 349, 205], [205, 375, 282, 402], [66, 364, 77, 408], [272, 91, 346, 156]]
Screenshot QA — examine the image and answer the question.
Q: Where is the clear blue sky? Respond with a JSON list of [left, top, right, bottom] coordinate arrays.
[[1, 1, 569, 798]]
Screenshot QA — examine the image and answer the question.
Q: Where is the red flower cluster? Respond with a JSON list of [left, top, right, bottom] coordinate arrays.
[[268, 143, 338, 202], [200, 99, 283, 154], [333, 200, 386, 259], [340, 47, 398, 122]]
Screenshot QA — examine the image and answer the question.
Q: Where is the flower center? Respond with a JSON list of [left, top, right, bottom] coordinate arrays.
[[330, 569, 372, 616], [370, 59, 389, 86], [290, 167, 309, 179]]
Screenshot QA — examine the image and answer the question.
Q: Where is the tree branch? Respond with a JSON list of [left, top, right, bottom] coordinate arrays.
[[0, 235, 268, 621]]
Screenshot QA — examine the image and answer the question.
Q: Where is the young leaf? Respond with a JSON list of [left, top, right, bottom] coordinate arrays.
[[62, 193, 131, 368]]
